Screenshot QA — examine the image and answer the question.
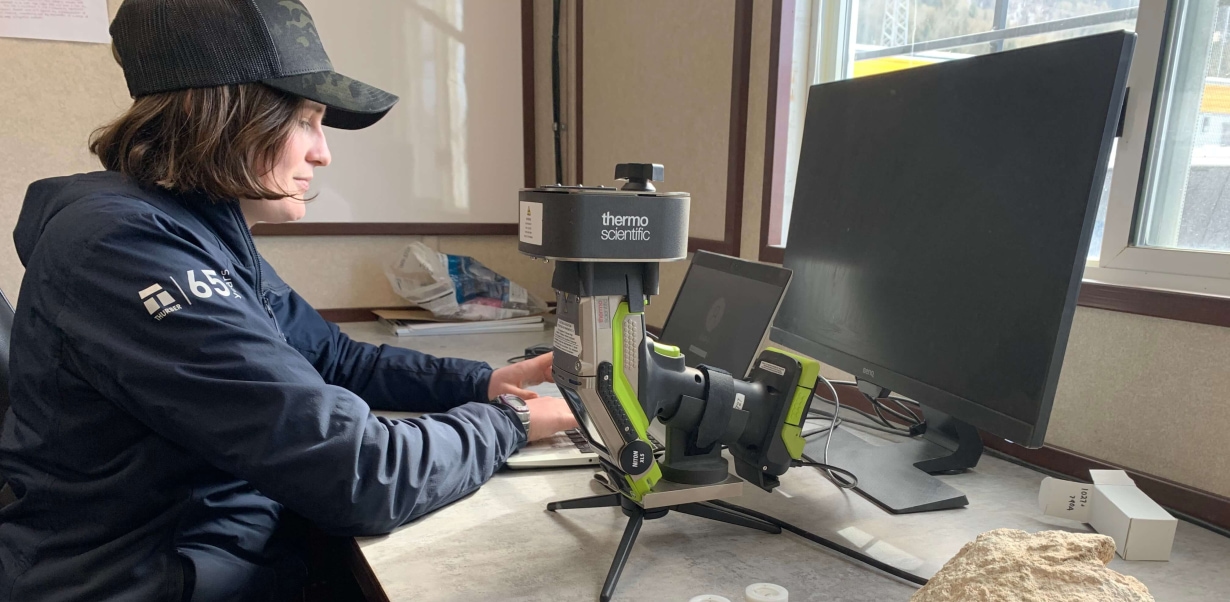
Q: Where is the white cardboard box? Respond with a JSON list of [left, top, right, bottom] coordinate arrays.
[[1037, 469, 1177, 561]]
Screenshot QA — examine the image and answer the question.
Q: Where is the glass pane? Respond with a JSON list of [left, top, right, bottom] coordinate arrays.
[[852, 0, 1139, 64], [853, 0, 1138, 260], [1136, 0, 1230, 253], [1089, 141, 1118, 260]]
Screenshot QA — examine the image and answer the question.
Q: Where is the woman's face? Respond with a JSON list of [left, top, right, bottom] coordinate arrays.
[[240, 101, 331, 226]]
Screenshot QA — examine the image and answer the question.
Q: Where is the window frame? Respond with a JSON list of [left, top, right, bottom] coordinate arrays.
[[1089, 0, 1230, 297]]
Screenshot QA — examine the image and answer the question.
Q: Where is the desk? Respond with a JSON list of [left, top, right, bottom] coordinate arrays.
[[339, 321, 1230, 601]]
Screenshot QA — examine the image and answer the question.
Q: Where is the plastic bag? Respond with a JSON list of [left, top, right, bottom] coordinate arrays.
[[384, 242, 548, 321]]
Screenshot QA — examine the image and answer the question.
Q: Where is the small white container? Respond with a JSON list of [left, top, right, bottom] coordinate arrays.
[[745, 582, 788, 602]]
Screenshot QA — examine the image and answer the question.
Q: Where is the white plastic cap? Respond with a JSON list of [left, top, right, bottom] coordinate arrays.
[[689, 596, 732, 602], [745, 582, 788, 602]]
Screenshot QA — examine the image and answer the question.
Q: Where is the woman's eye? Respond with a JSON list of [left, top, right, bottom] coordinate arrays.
[[300, 120, 312, 129]]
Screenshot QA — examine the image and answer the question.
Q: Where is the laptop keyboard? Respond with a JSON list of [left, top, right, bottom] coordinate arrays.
[[562, 428, 664, 454], [565, 428, 594, 453]]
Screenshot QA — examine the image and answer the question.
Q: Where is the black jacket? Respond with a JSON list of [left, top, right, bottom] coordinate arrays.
[[0, 171, 526, 601]]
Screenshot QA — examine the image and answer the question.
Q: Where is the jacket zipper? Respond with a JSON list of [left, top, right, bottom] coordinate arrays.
[[231, 204, 284, 339]]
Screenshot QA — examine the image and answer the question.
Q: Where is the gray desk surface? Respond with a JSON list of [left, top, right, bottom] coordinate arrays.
[[339, 321, 1230, 602]]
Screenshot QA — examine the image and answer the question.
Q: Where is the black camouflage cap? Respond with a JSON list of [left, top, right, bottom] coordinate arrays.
[[110, 0, 398, 130]]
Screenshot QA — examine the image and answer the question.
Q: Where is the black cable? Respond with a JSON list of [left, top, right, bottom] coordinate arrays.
[[550, 0, 563, 185], [868, 400, 899, 429], [871, 397, 924, 427], [809, 403, 893, 428], [709, 500, 929, 587], [829, 380, 922, 407], [812, 376, 858, 490], [809, 406, 896, 432], [814, 387, 924, 435], [885, 396, 924, 421], [866, 397, 927, 437], [809, 396, 920, 437], [791, 459, 857, 488], [804, 411, 915, 439], [507, 344, 553, 364], [882, 396, 923, 422], [810, 394, 886, 425], [812, 392, 910, 433]]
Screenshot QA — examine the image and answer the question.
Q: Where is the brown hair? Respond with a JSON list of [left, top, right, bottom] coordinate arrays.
[[89, 83, 306, 202]]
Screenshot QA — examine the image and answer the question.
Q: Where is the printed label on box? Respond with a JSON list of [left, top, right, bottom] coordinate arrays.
[[1038, 476, 1093, 522]]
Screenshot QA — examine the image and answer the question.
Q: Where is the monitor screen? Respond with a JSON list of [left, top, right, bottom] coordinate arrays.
[[662, 251, 792, 377], [771, 31, 1134, 447]]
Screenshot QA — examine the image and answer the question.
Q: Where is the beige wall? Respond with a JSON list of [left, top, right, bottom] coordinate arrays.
[[0, 0, 129, 300], [806, 307, 1230, 498], [1048, 308, 1230, 496], [5, 0, 1229, 499], [581, 0, 733, 242], [579, 0, 777, 329]]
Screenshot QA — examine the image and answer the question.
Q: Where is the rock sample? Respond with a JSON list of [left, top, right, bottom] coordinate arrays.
[[911, 528, 1153, 602]]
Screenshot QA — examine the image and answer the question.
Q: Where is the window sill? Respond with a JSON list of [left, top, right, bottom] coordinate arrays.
[[761, 245, 1230, 328], [1076, 282, 1230, 328]]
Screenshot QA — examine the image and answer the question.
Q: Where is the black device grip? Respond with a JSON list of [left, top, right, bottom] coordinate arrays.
[[694, 365, 735, 448]]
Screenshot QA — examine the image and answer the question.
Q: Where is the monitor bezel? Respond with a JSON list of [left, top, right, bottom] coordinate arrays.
[[661, 250, 793, 377]]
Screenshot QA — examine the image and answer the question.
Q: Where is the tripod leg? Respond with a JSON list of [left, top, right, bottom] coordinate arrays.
[[547, 492, 622, 512], [600, 511, 644, 602], [673, 502, 781, 534]]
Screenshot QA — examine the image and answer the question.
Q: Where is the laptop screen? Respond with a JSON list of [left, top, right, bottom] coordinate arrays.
[[660, 252, 792, 377]]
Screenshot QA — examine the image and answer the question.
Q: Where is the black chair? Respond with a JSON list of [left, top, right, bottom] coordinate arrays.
[[0, 288, 14, 508], [0, 288, 12, 430]]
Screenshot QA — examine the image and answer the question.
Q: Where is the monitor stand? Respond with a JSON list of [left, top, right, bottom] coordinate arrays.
[[802, 403, 983, 514]]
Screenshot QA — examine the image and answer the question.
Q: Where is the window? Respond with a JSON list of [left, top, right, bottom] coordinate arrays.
[[1095, 0, 1230, 295], [770, 0, 1230, 296], [1134, 0, 1230, 253]]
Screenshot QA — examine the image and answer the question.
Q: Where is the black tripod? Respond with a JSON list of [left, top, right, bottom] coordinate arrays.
[[546, 492, 781, 602]]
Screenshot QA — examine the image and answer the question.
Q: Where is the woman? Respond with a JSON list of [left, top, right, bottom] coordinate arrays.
[[0, 1, 576, 600]]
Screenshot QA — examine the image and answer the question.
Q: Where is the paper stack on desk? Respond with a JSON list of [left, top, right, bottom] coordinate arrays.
[[372, 309, 546, 336]]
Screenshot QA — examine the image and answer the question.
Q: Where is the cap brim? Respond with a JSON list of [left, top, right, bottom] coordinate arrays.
[[263, 71, 399, 130]]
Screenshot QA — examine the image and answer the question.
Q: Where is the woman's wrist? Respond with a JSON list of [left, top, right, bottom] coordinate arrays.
[[492, 394, 531, 438]]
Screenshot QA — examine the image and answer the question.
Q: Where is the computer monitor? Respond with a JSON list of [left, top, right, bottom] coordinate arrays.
[[661, 251, 792, 378], [770, 32, 1134, 512]]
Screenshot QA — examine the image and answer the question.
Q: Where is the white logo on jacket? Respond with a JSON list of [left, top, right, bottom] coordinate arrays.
[[138, 284, 182, 321], [139, 269, 244, 321]]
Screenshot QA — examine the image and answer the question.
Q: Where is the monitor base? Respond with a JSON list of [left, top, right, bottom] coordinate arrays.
[[802, 405, 984, 514], [913, 405, 985, 475]]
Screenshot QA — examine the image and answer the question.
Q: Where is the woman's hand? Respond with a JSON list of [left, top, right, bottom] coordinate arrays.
[[525, 396, 579, 441], [487, 352, 554, 400]]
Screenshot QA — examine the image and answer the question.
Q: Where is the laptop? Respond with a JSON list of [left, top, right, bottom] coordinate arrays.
[[506, 251, 793, 469]]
